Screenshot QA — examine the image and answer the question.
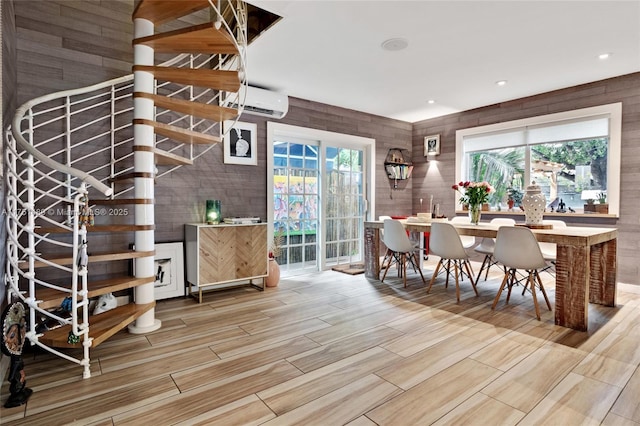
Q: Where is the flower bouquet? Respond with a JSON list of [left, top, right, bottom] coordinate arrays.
[[452, 181, 492, 224]]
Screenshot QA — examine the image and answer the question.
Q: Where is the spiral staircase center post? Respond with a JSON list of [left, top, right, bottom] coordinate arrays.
[[129, 16, 161, 334]]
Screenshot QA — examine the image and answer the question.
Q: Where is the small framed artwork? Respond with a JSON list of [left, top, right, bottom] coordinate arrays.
[[224, 121, 257, 165], [424, 134, 441, 156], [141, 242, 186, 300]]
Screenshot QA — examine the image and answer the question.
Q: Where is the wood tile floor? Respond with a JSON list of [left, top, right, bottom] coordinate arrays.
[[3, 257, 640, 425]]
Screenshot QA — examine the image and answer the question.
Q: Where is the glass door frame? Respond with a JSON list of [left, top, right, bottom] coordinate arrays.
[[267, 122, 376, 274]]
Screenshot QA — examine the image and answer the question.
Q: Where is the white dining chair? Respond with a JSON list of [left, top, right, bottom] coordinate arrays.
[[538, 219, 567, 261], [538, 219, 567, 275], [380, 219, 426, 287], [378, 215, 392, 238], [492, 226, 552, 320], [427, 222, 478, 302], [378, 215, 397, 275], [449, 216, 477, 249], [474, 218, 516, 282]]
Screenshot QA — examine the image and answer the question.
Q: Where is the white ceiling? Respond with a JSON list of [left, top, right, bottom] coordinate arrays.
[[245, 1, 640, 123]]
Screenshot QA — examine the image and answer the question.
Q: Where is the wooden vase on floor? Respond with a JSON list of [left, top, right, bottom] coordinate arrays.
[[266, 259, 280, 287]]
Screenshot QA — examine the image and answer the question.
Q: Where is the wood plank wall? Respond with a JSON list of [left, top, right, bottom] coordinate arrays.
[[412, 72, 640, 285], [14, 0, 134, 104]]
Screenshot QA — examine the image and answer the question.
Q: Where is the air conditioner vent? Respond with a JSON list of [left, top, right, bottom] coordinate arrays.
[[225, 86, 289, 119]]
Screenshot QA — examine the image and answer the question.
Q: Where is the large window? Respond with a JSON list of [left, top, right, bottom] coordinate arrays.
[[455, 103, 621, 216]]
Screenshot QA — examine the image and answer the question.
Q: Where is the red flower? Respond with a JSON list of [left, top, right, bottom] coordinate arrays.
[[452, 181, 493, 207]]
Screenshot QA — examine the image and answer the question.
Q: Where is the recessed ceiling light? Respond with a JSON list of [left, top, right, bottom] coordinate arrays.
[[598, 53, 610, 60], [427, 99, 435, 104], [381, 38, 409, 51], [496, 80, 508, 86]]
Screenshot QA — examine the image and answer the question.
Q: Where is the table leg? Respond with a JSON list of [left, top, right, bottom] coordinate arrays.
[[554, 244, 589, 331], [589, 238, 617, 306], [365, 227, 380, 279]]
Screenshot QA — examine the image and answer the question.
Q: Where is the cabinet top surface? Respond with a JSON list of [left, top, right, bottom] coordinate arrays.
[[185, 222, 266, 228]]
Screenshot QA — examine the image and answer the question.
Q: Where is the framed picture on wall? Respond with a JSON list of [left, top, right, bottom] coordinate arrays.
[[224, 121, 257, 165], [424, 134, 440, 156]]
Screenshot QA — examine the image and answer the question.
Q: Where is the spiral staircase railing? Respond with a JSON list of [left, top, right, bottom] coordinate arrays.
[[4, 0, 247, 378]]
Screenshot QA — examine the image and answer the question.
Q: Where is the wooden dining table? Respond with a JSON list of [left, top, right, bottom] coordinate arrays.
[[364, 220, 618, 331]]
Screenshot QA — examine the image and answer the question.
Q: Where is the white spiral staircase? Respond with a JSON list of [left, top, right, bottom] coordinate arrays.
[[4, 0, 247, 378]]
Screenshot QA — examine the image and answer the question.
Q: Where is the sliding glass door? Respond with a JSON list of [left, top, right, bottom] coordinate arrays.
[[273, 141, 320, 273], [324, 147, 364, 267], [268, 123, 374, 276]]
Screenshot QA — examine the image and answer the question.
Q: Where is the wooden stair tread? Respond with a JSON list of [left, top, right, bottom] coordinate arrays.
[[154, 148, 193, 166], [36, 276, 156, 310], [133, 0, 211, 25], [134, 119, 222, 146], [92, 198, 153, 205], [133, 66, 241, 92], [133, 22, 238, 55], [134, 145, 194, 166], [36, 225, 155, 234], [134, 92, 238, 122], [24, 250, 155, 269], [109, 172, 155, 183], [39, 302, 155, 348]]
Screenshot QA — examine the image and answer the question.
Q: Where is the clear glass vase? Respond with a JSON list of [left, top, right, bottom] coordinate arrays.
[[469, 204, 481, 225]]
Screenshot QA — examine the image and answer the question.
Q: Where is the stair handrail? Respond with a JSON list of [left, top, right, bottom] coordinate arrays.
[[8, 53, 199, 200], [13, 95, 115, 198]]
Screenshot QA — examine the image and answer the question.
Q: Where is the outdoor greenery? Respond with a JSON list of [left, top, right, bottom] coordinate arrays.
[[467, 149, 523, 206], [532, 138, 608, 190], [467, 137, 608, 207]]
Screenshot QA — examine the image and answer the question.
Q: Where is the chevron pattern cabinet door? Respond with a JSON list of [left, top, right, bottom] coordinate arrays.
[[236, 225, 269, 278], [195, 224, 267, 285]]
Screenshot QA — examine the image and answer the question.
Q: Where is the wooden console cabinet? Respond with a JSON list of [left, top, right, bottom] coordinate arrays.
[[185, 223, 268, 303]]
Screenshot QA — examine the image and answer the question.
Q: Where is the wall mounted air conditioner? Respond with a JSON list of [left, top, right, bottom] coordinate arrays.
[[227, 85, 289, 119]]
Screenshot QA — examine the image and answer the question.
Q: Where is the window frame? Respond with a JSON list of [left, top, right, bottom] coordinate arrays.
[[455, 103, 622, 216]]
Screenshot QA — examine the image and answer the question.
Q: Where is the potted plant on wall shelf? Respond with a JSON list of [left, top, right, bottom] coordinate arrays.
[[266, 231, 284, 287], [584, 192, 608, 214]]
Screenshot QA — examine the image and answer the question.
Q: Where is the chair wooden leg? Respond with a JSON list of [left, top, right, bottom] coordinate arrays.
[[402, 253, 407, 288], [464, 260, 478, 296], [380, 251, 394, 282], [506, 269, 514, 304], [408, 251, 419, 273], [466, 261, 474, 281], [410, 252, 426, 284], [529, 271, 541, 320], [427, 259, 443, 294], [380, 249, 391, 277], [535, 270, 552, 310], [453, 261, 461, 302], [475, 255, 489, 284], [492, 272, 510, 310], [444, 259, 451, 288], [484, 255, 493, 281]]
